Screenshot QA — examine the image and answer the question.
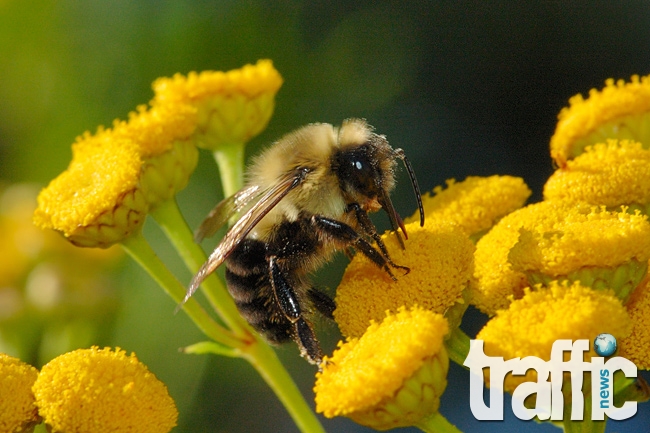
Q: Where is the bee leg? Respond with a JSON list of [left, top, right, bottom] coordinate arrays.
[[307, 288, 336, 320], [268, 256, 323, 365], [346, 203, 410, 273], [311, 215, 401, 280]]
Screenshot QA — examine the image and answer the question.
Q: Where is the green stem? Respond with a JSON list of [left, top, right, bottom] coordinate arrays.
[[150, 199, 247, 335], [213, 142, 245, 197], [445, 327, 471, 368], [242, 339, 326, 433], [120, 232, 242, 349], [415, 412, 463, 433]]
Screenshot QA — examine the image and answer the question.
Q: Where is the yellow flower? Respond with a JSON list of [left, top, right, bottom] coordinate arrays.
[[405, 176, 531, 241], [508, 207, 650, 301], [33, 346, 177, 433], [477, 281, 631, 392], [33, 99, 200, 246], [544, 139, 650, 214], [334, 219, 474, 338], [152, 59, 283, 149], [550, 74, 650, 167], [33, 133, 148, 248], [619, 275, 650, 369], [471, 201, 573, 315], [315, 307, 450, 430], [0, 354, 40, 433]]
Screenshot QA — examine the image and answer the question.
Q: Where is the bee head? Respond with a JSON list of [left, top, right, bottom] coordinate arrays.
[[332, 120, 424, 246]]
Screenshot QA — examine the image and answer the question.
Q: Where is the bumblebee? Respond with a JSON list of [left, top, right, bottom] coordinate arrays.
[[186, 119, 424, 365]]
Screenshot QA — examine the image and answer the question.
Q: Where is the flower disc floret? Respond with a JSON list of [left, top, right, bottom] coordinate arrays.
[[315, 307, 449, 430], [0, 354, 40, 433], [477, 281, 631, 392], [551, 74, 650, 167], [405, 176, 531, 240], [544, 140, 650, 213], [33, 346, 177, 433], [334, 219, 474, 338], [152, 59, 283, 149]]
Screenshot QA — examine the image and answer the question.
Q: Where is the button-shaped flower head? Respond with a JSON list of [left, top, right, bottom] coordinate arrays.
[[544, 139, 650, 214], [152, 59, 283, 150], [508, 207, 650, 301], [334, 219, 474, 338], [0, 354, 40, 433], [33, 133, 148, 248], [315, 306, 450, 431], [405, 176, 531, 241], [550, 74, 650, 167], [33, 347, 177, 433]]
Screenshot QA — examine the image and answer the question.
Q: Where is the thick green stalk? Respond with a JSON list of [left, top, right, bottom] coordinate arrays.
[[150, 199, 247, 335], [213, 142, 245, 197], [120, 232, 242, 349], [241, 340, 326, 433], [446, 326, 472, 367]]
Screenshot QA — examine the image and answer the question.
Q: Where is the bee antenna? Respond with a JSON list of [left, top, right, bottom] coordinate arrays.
[[394, 148, 425, 227]]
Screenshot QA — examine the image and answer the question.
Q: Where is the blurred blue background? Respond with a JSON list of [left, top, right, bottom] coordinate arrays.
[[1, 1, 649, 432]]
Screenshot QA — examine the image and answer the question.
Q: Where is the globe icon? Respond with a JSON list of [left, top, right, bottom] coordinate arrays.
[[594, 333, 617, 357]]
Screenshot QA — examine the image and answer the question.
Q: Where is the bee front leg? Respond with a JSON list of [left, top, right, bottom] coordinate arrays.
[[268, 256, 323, 365], [311, 215, 406, 280], [346, 202, 410, 274]]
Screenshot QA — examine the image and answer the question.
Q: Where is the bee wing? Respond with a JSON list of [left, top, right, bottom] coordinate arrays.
[[194, 184, 262, 243], [182, 168, 310, 306]]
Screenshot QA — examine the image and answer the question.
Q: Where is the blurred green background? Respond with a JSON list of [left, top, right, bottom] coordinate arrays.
[[1, 1, 649, 432]]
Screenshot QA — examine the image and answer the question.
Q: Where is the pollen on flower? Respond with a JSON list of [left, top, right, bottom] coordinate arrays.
[[477, 281, 631, 392], [0, 354, 40, 433], [315, 306, 449, 429], [404, 176, 531, 240], [544, 140, 650, 213], [619, 276, 650, 369], [33, 346, 177, 433], [471, 201, 576, 315], [33, 134, 148, 247], [334, 219, 474, 338], [508, 207, 650, 300], [550, 74, 650, 167], [151, 59, 283, 150]]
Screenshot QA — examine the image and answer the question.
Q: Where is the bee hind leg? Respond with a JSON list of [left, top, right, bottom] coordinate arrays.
[[268, 256, 323, 365]]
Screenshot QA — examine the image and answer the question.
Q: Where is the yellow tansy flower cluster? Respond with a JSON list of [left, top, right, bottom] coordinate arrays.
[[34, 60, 283, 248], [334, 219, 474, 338], [550, 74, 650, 167], [0, 354, 40, 433], [315, 307, 450, 431], [33, 346, 177, 433]]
